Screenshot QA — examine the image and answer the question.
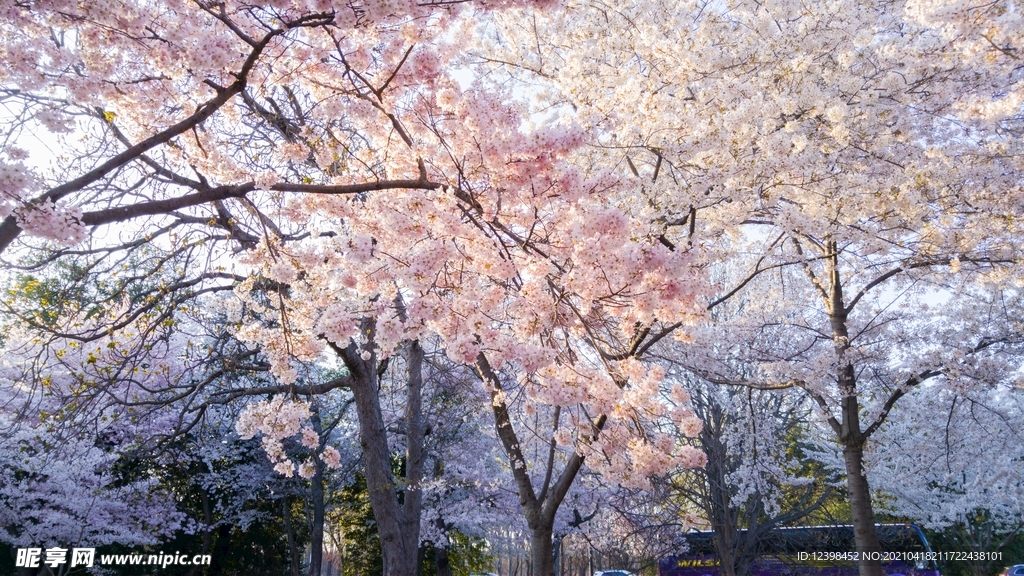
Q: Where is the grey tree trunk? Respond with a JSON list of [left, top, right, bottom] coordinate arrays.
[[531, 526, 555, 576], [330, 324, 426, 576], [475, 354, 601, 576], [283, 496, 301, 576], [702, 401, 740, 576], [822, 240, 884, 576], [309, 432, 326, 576], [434, 544, 453, 576], [843, 442, 883, 576]]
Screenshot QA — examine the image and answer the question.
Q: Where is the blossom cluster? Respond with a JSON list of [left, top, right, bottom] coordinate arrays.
[[236, 397, 342, 479], [15, 200, 87, 246]]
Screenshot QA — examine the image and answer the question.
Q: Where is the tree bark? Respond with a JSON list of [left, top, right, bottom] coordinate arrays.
[[349, 365, 419, 576], [475, 353, 604, 576], [435, 544, 453, 576], [531, 526, 555, 576], [843, 442, 883, 576], [309, 409, 327, 576], [186, 488, 215, 576], [330, 326, 425, 576], [283, 496, 301, 576], [702, 402, 740, 576], [822, 240, 884, 576], [402, 339, 426, 564]]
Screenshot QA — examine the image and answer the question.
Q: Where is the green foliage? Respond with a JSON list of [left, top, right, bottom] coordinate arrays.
[[447, 532, 495, 576], [778, 423, 847, 527], [4, 271, 83, 329], [1, 241, 198, 344], [332, 473, 383, 576]]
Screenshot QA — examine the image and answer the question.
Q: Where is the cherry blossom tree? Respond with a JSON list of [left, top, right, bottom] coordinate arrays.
[[869, 384, 1024, 576], [0, 326, 187, 563], [653, 255, 1024, 576], [0, 267, 355, 574], [12, 3, 1024, 576], [474, 0, 1024, 573], [0, 413, 184, 553], [656, 375, 836, 576], [2, 1, 714, 573]]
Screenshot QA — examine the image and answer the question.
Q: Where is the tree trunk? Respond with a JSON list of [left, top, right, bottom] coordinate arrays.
[[309, 409, 327, 576], [843, 442, 884, 576], [823, 241, 883, 576], [715, 530, 738, 576], [702, 401, 739, 576], [331, 328, 425, 576], [283, 496, 301, 576], [435, 544, 453, 576], [531, 526, 555, 576], [208, 523, 233, 576], [309, 461, 326, 576], [475, 353, 601, 576], [836, 363, 884, 576], [401, 340, 426, 567], [187, 488, 214, 576], [349, 367, 420, 576], [560, 539, 568, 576]]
